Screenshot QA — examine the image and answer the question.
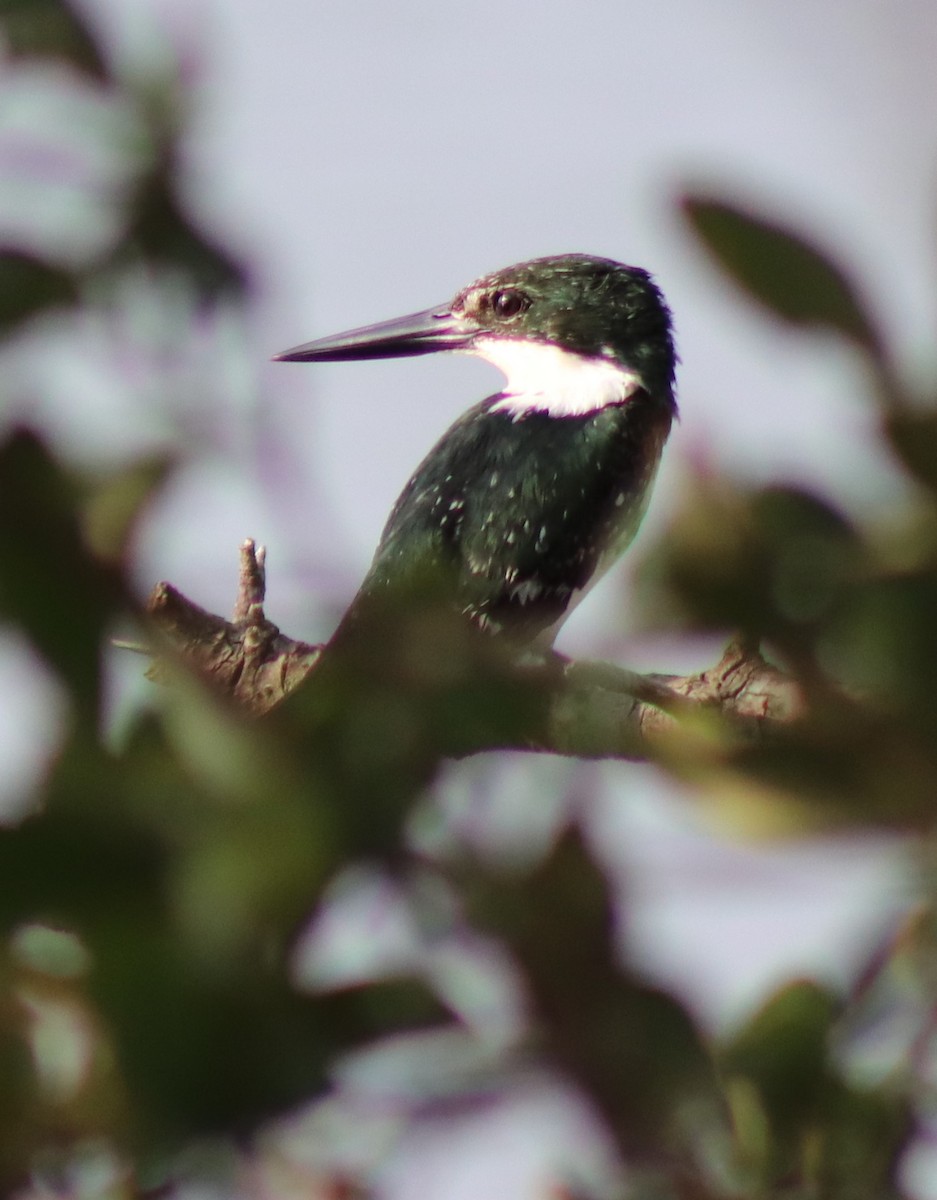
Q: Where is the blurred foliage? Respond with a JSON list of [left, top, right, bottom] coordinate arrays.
[[0, 5, 936, 1199], [0, 0, 107, 80], [0, 431, 120, 720], [681, 198, 882, 353], [0, 252, 76, 331]]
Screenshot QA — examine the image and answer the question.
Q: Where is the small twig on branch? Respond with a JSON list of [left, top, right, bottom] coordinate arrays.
[[232, 537, 267, 623], [146, 539, 321, 715]]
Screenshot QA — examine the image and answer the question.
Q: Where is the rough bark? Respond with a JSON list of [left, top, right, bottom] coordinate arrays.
[[145, 540, 803, 757], [145, 540, 321, 716]]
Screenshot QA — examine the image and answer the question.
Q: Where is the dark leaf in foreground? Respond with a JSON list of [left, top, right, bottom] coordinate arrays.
[[470, 831, 726, 1172], [120, 168, 246, 299], [683, 196, 880, 352], [637, 476, 862, 662], [885, 407, 937, 491], [0, 0, 108, 80], [0, 431, 121, 714], [0, 252, 76, 335]]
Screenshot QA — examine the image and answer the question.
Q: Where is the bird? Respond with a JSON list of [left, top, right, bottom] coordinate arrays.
[[275, 254, 677, 652]]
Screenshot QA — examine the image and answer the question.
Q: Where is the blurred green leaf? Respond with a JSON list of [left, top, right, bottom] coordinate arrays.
[[320, 977, 455, 1042], [0, 991, 37, 1190], [828, 574, 937, 723], [722, 980, 839, 1183], [470, 830, 727, 1175], [722, 978, 912, 1196], [885, 407, 937, 491], [285, 585, 553, 854], [87, 706, 335, 968], [683, 196, 880, 352], [118, 167, 246, 299], [81, 456, 174, 565], [0, 430, 122, 715], [0, 252, 76, 334], [0, 715, 391, 1158], [637, 476, 863, 668], [724, 980, 839, 1113], [692, 685, 937, 830], [814, 1085, 910, 1199], [0, 0, 108, 80], [89, 920, 334, 1150]]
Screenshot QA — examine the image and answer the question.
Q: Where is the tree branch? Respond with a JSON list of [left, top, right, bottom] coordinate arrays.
[[146, 539, 321, 716], [145, 541, 803, 756]]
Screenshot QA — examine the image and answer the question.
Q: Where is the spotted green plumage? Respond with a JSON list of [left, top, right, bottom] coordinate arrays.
[[277, 254, 677, 648]]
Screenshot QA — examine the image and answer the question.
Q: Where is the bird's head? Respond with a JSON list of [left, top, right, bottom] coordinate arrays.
[[276, 254, 676, 414]]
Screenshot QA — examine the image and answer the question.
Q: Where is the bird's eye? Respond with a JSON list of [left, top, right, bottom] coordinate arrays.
[[491, 289, 529, 318]]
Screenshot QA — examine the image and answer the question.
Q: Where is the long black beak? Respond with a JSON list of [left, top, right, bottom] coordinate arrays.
[[274, 304, 477, 363]]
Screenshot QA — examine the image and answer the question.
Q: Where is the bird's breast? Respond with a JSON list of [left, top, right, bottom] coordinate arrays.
[[343, 390, 672, 647]]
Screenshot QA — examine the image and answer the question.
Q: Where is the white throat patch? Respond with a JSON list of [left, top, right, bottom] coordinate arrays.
[[472, 336, 643, 418]]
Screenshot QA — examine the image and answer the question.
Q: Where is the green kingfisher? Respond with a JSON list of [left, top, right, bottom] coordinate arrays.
[[275, 254, 677, 649]]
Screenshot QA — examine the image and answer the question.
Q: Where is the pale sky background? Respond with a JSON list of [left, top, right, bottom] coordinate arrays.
[[2, 1, 937, 1195]]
